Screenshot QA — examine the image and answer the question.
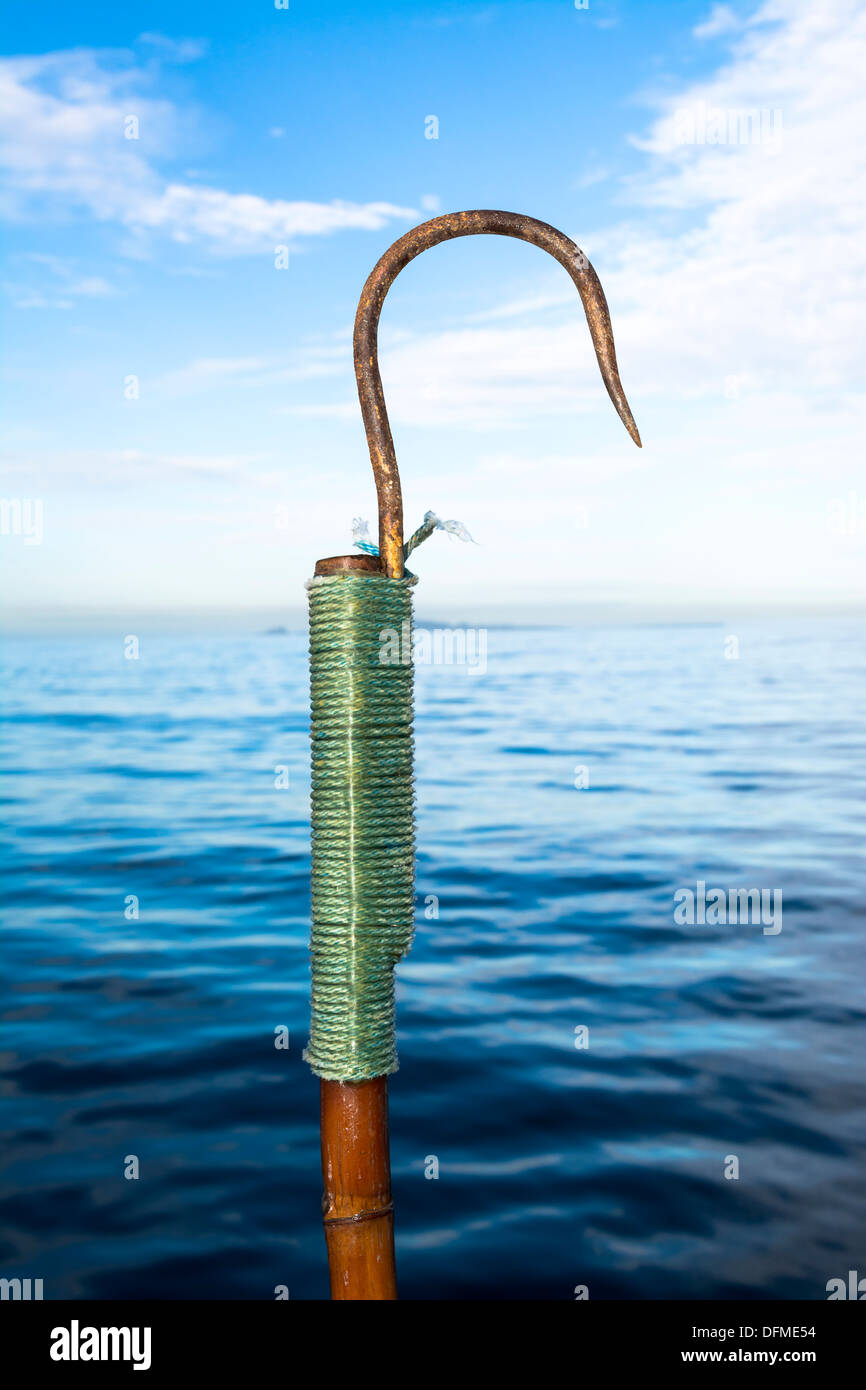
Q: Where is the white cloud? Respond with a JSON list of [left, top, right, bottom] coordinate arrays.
[[5, 3, 865, 607], [2, 444, 269, 487], [614, 0, 866, 394], [137, 33, 208, 64], [321, 0, 865, 429], [3, 252, 116, 308], [275, 315, 636, 430], [476, 450, 648, 484], [154, 357, 274, 394], [133, 185, 417, 251], [3, 288, 74, 310], [693, 4, 742, 40], [464, 290, 582, 324], [263, 0, 865, 603], [576, 165, 610, 189], [375, 320, 630, 429], [154, 347, 349, 397], [0, 47, 415, 252]]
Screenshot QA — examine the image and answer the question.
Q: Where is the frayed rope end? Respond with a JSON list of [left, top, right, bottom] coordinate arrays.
[[352, 510, 476, 562]]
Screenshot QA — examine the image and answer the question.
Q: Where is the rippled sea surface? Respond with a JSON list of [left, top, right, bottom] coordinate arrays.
[[2, 619, 864, 1300]]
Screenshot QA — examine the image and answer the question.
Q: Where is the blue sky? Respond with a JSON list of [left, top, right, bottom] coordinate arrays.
[[2, 0, 864, 625]]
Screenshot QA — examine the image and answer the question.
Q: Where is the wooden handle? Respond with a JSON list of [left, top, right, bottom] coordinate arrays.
[[320, 1077, 398, 1300]]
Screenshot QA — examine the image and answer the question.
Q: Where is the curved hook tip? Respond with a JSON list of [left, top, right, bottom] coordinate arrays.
[[619, 402, 642, 449], [355, 209, 643, 574], [599, 368, 641, 447]]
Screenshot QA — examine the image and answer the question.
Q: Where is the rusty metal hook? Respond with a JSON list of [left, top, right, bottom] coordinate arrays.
[[353, 209, 641, 579]]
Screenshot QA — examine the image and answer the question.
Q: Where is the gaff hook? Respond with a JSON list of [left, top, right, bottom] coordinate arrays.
[[353, 209, 642, 579]]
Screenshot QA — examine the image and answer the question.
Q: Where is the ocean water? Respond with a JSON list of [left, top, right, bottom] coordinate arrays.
[[1, 618, 864, 1300]]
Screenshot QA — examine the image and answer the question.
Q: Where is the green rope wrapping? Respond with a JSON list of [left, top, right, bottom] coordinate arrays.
[[303, 571, 416, 1081]]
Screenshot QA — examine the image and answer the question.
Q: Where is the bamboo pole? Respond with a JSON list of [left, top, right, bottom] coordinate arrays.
[[320, 1077, 397, 1300], [312, 550, 399, 1300]]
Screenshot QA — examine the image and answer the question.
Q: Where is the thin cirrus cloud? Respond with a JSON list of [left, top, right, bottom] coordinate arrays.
[[3, 3, 865, 612], [286, 0, 866, 429], [692, 4, 742, 40], [614, 0, 865, 393], [153, 347, 351, 398], [0, 45, 416, 253], [131, 185, 417, 251], [3, 251, 116, 308], [2, 444, 268, 488], [24, 0, 858, 449]]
